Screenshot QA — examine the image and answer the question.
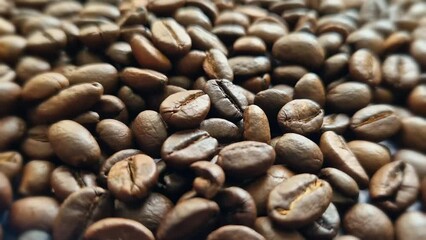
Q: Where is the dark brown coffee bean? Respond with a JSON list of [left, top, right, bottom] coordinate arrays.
[[215, 187, 256, 226], [233, 36, 267, 55], [0, 116, 26, 151], [268, 174, 332, 229], [254, 217, 304, 240], [394, 149, 426, 180], [272, 65, 308, 85], [275, 133, 323, 173], [321, 113, 350, 134], [370, 161, 419, 213], [48, 120, 101, 167], [401, 117, 426, 152], [0, 35, 26, 63], [319, 168, 360, 205], [293, 74, 325, 107], [51, 165, 98, 201], [0, 172, 12, 213], [108, 154, 158, 202], [254, 89, 292, 119], [33, 83, 103, 123], [248, 20, 288, 46], [382, 55, 419, 89], [106, 42, 134, 66], [277, 99, 324, 135], [349, 49, 382, 86], [146, 0, 185, 15], [347, 140, 391, 176], [204, 79, 248, 121], [243, 105, 270, 143], [200, 118, 240, 143], [151, 18, 191, 56], [408, 84, 426, 116], [53, 187, 114, 240], [130, 34, 172, 72], [22, 72, 69, 101], [0, 151, 23, 179], [326, 81, 372, 112], [79, 23, 119, 49], [118, 86, 146, 114], [320, 131, 369, 188], [273, 32, 324, 70], [73, 111, 100, 127], [395, 211, 426, 240], [146, 85, 186, 110], [0, 82, 21, 116], [92, 95, 128, 122], [96, 119, 133, 152], [18, 160, 55, 196], [211, 24, 246, 44], [350, 104, 401, 141], [343, 203, 394, 240], [203, 48, 233, 81], [207, 225, 265, 240], [245, 165, 294, 216], [68, 64, 118, 94], [229, 56, 271, 78], [161, 129, 218, 167], [191, 161, 225, 199], [322, 52, 349, 81], [160, 90, 210, 129], [187, 25, 228, 55], [157, 198, 220, 240], [176, 50, 206, 77], [174, 7, 212, 30], [9, 196, 59, 233], [84, 218, 154, 240], [217, 141, 275, 179], [300, 203, 340, 239], [168, 76, 192, 89]]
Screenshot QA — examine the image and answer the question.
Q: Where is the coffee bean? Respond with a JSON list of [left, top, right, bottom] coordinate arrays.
[[106, 42, 134, 66], [243, 105, 270, 143], [254, 217, 304, 240], [48, 120, 101, 167], [73, 111, 100, 127], [254, 89, 292, 119], [394, 149, 426, 180], [108, 154, 158, 202], [68, 64, 118, 94], [191, 161, 225, 199], [118, 86, 146, 114], [0, 35, 26, 63], [272, 65, 308, 85], [18, 160, 55, 196], [215, 187, 256, 226], [156, 198, 220, 240], [9, 196, 59, 233], [268, 174, 332, 228], [347, 140, 391, 176], [0, 116, 26, 151], [186, 0, 219, 22], [92, 95, 128, 122], [370, 161, 419, 213], [408, 84, 426, 116], [187, 25, 228, 55], [51, 166, 98, 201], [233, 36, 267, 55], [320, 131, 369, 188], [229, 56, 271, 78], [204, 79, 248, 121], [176, 50, 206, 77], [248, 20, 288, 46], [350, 104, 401, 141], [321, 113, 350, 134], [160, 90, 210, 129], [26, 28, 67, 56], [326, 82, 372, 112], [217, 141, 275, 179], [401, 117, 426, 152], [174, 7, 212, 30], [200, 118, 241, 143], [207, 225, 265, 240], [53, 187, 114, 240], [22, 72, 69, 101], [212, 24, 246, 44], [16, 56, 51, 83], [395, 211, 426, 240], [161, 129, 218, 167], [146, 0, 185, 16], [84, 218, 155, 240], [294, 73, 326, 107], [79, 3, 120, 20], [79, 23, 119, 49], [151, 18, 191, 56], [349, 49, 382, 86], [410, 39, 426, 68], [300, 203, 340, 239], [0, 151, 23, 179], [0, 172, 12, 213], [0, 82, 21, 116], [130, 34, 172, 72], [96, 119, 133, 152], [343, 203, 394, 240], [346, 29, 384, 55], [203, 48, 233, 80], [383, 55, 420, 89], [277, 99, 324, 135], [319, 168, 360, 205], [275, 133, 323, 172]]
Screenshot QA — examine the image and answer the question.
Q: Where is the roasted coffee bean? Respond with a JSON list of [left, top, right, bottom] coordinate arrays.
[[84, 218, 155, 240], [277, 99, 324, 135], [293, 73, 325, 107], [300, 203, 340, 239], [243, 105, 270, 143], [207, 225, 265, 240], [254, 89, 292, 119], [241, 74, 271, 94], [244, 165, 294, 216], [203, 48, 233, 81], [0, 116, 26, 151], [114, 192, 174, 233], [33, 83, 104, 123], [272, 32, 325, 70], [215, 187, 256, 226], [67, 64, 118, 94], [161, 129, 218, 167], [191, 161, 225, 199], [395, 211, 426, 240], [229, 56, 271, 78], [410, 39, 426, 68], [204, 79, 248, 121], [254, 217, 304, 240], [176, 50, 206, 77], [401, 117, 426, 152], [248, 19, 288, 46], [96, 119, 133, 152], [268, 174, 332, 229], [394, 149, 426, 180], [320, 131, 369, 188], [73, 111, 100, 127], [382, 55, 419, 89], [343, 203, 394, 240], [9, 196, 59, 233], [26, 28, 67, 56], [349, 49, 382, 86], [186, 0, 219, 22], [0, 151, 23, 179], [48, 120, 101, 167], [108, 154, 158, 202], [16, 56, 51, 83], [0, 171, 12, 213], [79, 23, 120, 49], [187, 25, 228, 55], [326, 82, 372, 112], [408, 84, 426, 116], [319, 168, 360, 205], [22, 72, 69, 101], [276, 132, 323, 172], [92, 95, 128, 122], [233, 36, 267, 55], [199, 118, 241, 143], [156, 198, 220, 240], [0, 35, 26, 63], [159, 90, 210, 129], [0, 82, 21, 116], [272, 65, 308, 85], [53, 187, 114, 240], [350, 104, 401, 142], [370, 161, 419, 213], [151, 18, 191, 56], [346, 28, 384, 55], [215, 11, 250, 28], [321, 113, 350, 134], [18, 160, 55, 196], [174, 7, 212, 30], [130, 34, 172, 73], [146, 0, 185, 15], [322, 52, 349, 81], [51, 166, 98, 201], [117, 86, 146, 114], [217, 141, 275, 179], [212, 24, 246, 44], [347, 140, 391, 176], [106, 42, 134, 66]]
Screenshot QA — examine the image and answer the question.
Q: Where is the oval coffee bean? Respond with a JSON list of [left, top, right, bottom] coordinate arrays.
[[243, 105, 270, 143], [401, 117, 426, 152], [300, 203, 340, 240], [217, 141, 275, 179], [268, 174, 332, 229], [408, 84, 426, 116], [108, 154, 158, 202], [187, 25, 228, 55], [132, 110, 167, 157], [51, 166, 98, 201], [151, 18, 191, 56], [22, 72, 69, 101], [228, 56, 271, 78], [96, 119, 133, 152], [395, 211, 426, 240], [277, 99, 324, 135], [84, 218, 155, 240], [161, 129, 218, 167], [326, 82, 372, 113], [203, 48, 233, 81], [294, 73, 326, 107], [319, 168, 360, 205], [20, 125, 54, 160], [18, 160, 55, 196], [0, 82, 20, 115], [199, 118, 241, 143], [382, 54, 419, 89], [347, 140, 391, 176], [160, 90, 210, 129], [207, 225, 265, 240], [349, 49, 382, 86], [48, 120, 101, 167], [191, 161, 225, 199], [130, 35, 172, 73], [120, 67, 168, 92], [394, 149, 426, 180], [254, 89, 292, 118], [67, 63, 118, 94]]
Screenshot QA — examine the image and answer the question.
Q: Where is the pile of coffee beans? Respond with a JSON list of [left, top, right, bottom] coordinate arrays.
[[1, 0, 426, 239]]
